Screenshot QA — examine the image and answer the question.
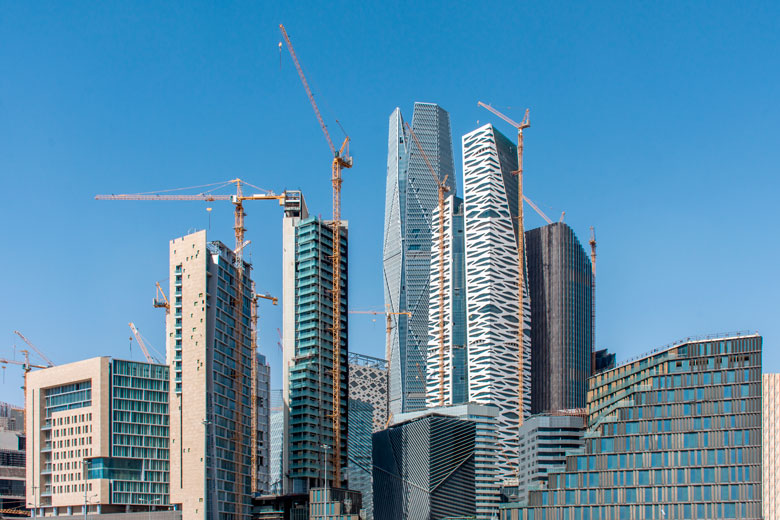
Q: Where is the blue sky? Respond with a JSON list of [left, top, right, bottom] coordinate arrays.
[[1, 1, 778, 404]]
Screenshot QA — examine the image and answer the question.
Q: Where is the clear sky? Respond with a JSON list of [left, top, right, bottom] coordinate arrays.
[[1, 1, 778, 405]]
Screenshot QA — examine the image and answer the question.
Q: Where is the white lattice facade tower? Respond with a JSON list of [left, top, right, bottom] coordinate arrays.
[[462, 123, 532, 478]]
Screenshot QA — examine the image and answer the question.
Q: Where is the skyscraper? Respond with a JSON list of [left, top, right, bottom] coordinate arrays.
[[384, 102, 456, 416], [167, 230, 254, 519], [426, 194, 468, 407], [525, 222, 593, 413], [462, 123, 532, 478], [282, 194, 349, 494], [256, 354, 271, 495], [501, 333, 763, 520], [347, 399, 374, 519], [268, 389, 284, 495]]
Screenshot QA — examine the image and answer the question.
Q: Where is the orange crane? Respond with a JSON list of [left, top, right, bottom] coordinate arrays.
[[128, 322, 161, 364], [349, 309, 411, 427], [280, 23, 353, 487], [14, 331, 54, 367], [477, 101, 530, 430], [251, 290, 277, 494], [403, 121, 450, 406], [97, 179, 296, 518], [153, 282, 170, 313]]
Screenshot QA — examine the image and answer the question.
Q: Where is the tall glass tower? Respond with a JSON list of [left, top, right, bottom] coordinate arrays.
[[384, 102, 455, 416], [525, 222, 593, 413]]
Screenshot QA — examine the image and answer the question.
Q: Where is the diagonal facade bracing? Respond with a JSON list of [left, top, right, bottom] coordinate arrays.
[[384, 103, 455, 416]]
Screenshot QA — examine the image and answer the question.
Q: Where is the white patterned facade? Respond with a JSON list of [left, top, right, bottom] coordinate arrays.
[[426, 194, 468, 407], [764, 373, 780, 520], [384, 103, 455, 416], [462, 124, 532, 479]]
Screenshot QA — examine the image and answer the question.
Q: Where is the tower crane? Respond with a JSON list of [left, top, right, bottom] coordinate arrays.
[[153, 282, 170, 312], [280, 23, 353, 487], [1, 349, 49, 425], [128, 322, 161, 364], [251, 289, 277, 494], [349, 309, 411, 427], [477, 101, 530, 430], [97, 179, 297, 518], [13, 331, 54, 367], [403, 121, 450, 407]]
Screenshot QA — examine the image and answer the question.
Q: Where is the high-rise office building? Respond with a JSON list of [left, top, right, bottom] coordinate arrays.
[[514, 412, 586, 503], [268, 390, 284, 495], [384, 102, 456, 416], [525, 222, 593, 413], [0, 402, 25, 512], [500, 334, 763, 520], [167, 230, 254, 519], [282, 195, 349, 494], [426, 194, 468, 407], [348, 353, 388, 432], [347, 399, 374, 519], [764, 373, 780, 520], [462, 123, 532, 478], [373, 412, 478, 520], [26, 357, 173, 517], [257, 354, 271, 495]]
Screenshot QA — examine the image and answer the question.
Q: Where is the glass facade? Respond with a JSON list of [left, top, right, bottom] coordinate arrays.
[[501, 334, 763, 520], [108, 359, 169, 505], [384, 103, 456, 415], [347, 399, 374, 519], [289, 216, 349, 491]]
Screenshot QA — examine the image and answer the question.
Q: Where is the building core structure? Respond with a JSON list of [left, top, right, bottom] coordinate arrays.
[[166, 230, 254, 520], [426, 194, 468, 407], [348, 353, 388, 433], [462, 123, 532, 478], [501, 333, 763, 520], [384, 102, 456, 416], [282, 195, 349, 494], [525, 222, 593, 413]]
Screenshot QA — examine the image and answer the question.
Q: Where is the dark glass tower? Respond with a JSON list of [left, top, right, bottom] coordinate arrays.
[[525, 222, 593, 413]]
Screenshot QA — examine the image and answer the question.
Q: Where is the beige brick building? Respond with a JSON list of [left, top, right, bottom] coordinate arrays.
[[25, 357, 171, 517]]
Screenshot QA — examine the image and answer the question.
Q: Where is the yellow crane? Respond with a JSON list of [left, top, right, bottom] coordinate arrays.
[[280, 23, 353, 487], [251, 290, 277, 494], [349, 309, 411, 427], [477, 101, 530, 430], [96, 179, 297, 518], [153, 281, 170, 312], [403, 121, 450, 406]]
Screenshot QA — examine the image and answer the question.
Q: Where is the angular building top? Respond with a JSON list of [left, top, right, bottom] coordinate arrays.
[[462, 123, 532, 479], [384, 102, 455, 416]]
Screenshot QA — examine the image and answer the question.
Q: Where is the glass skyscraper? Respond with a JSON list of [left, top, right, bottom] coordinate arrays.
[[384, 102, 455, 416], [500, 333, 763, 520], [525, 222, 593, 413]]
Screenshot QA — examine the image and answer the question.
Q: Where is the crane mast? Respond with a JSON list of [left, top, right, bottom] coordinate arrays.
[[251, 290, 277, 494], [280, 24, 352, 487], [477, 102, 530, 432], [404, 122, 450, 406]]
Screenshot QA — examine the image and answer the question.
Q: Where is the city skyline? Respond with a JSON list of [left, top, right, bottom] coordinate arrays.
[[2, 3, 779, 408]]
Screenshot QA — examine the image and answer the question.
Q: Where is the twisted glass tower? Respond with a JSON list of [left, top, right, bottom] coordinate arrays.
[[384, 102, 455, 416]]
